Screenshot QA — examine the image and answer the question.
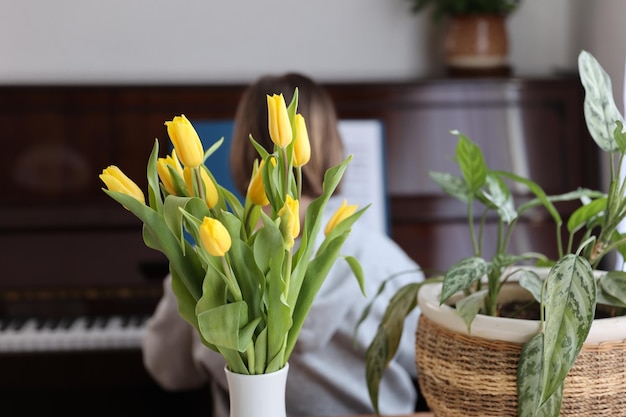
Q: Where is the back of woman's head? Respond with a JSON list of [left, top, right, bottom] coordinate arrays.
[[230, 72, 344, 198]]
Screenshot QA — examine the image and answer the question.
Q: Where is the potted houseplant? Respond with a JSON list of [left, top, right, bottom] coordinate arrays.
[[364, 50, 626, 417], [407, 0, 521, 72], [99, 90, 367, 417]]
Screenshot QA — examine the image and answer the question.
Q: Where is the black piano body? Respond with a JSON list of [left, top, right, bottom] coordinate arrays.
[[0, 77, 599, 415]]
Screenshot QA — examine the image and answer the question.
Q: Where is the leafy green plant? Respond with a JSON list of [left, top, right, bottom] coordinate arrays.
[[363, 50, 626, 416], [407, 0, 520, 21]]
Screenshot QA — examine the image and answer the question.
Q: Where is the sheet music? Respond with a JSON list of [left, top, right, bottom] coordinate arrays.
[[334, 120, 388, 235]]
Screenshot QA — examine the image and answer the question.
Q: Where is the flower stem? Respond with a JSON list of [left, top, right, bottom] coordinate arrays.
[[194, 167, 205, 203], [221, 256, 242, 301]]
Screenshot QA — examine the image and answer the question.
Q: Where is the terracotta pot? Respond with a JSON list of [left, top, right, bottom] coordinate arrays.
[[415, 267, 626, 416], [444, 14, 509, 70]]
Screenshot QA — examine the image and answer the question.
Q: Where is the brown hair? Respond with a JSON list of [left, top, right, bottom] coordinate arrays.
[[229, 72, 344, 198]]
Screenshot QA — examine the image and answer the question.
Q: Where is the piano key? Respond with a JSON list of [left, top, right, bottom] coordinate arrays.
[[0, 314, 148, 353]]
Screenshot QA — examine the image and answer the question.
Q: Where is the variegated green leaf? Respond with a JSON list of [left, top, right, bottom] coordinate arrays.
[[456, 289, 487, 331], [518, 333, 545, 417], [364, 281, 425, 415], [598, 270, 626, 305], [481, 172, 517, 223], [519, 332, 564, 417], [429, 171, 470, 203], [542, 254, 596, 403], [440, 256, 489, 303], [365, 325, 389, 415], [518, 269, 543, 303], [578, 50, 624, 152], [537, 384, 564, 417]]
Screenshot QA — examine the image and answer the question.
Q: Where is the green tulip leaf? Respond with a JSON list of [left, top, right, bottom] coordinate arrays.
[[197, 301, 259, 352]]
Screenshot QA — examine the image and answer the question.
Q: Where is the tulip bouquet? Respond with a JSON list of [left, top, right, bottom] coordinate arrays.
[[99, 90, 367, 375]]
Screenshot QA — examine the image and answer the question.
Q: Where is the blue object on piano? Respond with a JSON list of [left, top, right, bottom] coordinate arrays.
[[190, 119, 244, 202]]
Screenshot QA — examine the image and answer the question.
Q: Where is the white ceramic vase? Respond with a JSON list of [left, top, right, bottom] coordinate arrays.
[[224, 363, 289, 417]]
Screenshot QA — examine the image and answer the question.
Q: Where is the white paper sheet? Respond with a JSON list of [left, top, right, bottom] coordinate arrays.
[[333, 120, 388, 235]]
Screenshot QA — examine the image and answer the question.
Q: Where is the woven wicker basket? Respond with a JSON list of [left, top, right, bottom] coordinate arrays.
[[415, 279, 626, 417]]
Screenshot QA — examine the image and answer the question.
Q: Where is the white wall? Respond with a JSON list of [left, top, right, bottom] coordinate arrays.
[[0, 0, 609, 85]]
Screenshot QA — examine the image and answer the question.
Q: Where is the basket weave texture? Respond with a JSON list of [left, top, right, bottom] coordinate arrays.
[[415, 314, 626, 416]]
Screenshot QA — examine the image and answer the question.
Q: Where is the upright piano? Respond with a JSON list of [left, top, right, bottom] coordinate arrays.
[[0, 76, 599, 415]]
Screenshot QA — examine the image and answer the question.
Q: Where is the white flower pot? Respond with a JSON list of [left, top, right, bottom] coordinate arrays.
[[224, 363, 289, 417], [415, 268, 626, 416]]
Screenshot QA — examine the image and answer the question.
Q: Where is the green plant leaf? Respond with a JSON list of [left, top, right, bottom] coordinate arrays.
[[365, 282, 422, 415], [440, 256, 489, 303], [365, 324, 389, 415], [456, 289, 488, 331], [170, 266, 200, 329], [537, 385, 564, 417], [265, 246, 291, 373], [253, 327, 268, 375], [343, 255, 366, 296], [429, 171, 470, 203], [518, 333, 545, 417], [598, 270, 626, 305], [146, 139, 164, 213], [285, 232, 351, 359], [197, 301, 259, 352], [566, 197, 607, 234], [354, 268, 424, 344], [289, 156, 352, 306], [481, 172, 517, 223], [518, 269, 543, 303], [518, 332, 564, 417], [614, 120, 626, 153], [541, 254, 596, 403], [578, 50, 624, 152], [453, 131, 487, 194]]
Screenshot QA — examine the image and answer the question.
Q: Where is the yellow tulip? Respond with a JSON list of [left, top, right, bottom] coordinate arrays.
[[267, 94, 292, 148], [247, 159, 270, 206], [293, 114, 311, 167], [183, 167, 219, 208], [199, 217, 231, 257], [157, 150, 184, 195], [164, 114, 204, 168], [99, 165, 145, 205], [278, 195, 300, 248], [324, 199, 358, 235]]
